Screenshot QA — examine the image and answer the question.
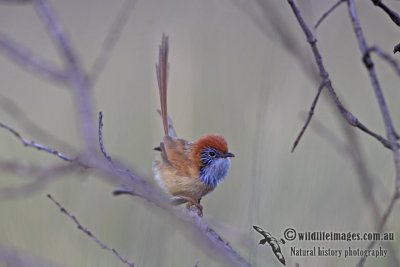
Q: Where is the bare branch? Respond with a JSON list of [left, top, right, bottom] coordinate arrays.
[[33, 0, 97, 155], [112, 187, 252, 267], [292, 81, 326, 152], [0, 122, 76, 162], [0, 33, 67, 83], [90, 0, 137, 84], [287, 0, 395, 151], [47, 194, 135, 267], [346, 1, 400, 265], [347, 0, 400, 193], [99, 112, 252, 267], [314, 0, 345, 29]]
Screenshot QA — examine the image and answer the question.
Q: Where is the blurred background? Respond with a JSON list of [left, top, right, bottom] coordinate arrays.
[[0, 0, 399, 266]]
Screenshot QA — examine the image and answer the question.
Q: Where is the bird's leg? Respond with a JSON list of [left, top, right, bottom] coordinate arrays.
[[175, 195, 203, 216]]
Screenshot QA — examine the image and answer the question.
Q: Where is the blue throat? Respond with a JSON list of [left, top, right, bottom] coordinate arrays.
[[199, 157, 231, 188]]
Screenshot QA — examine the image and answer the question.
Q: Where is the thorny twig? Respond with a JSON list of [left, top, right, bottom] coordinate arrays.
[[314, 0, 346, 29], [47, 194, 135, 267]]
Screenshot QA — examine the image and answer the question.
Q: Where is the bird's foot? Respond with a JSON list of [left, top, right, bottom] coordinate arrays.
[[176, 195, 203, 217]]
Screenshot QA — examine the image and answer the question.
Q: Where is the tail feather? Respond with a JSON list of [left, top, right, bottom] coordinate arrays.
[[156, 34, 169, 136]]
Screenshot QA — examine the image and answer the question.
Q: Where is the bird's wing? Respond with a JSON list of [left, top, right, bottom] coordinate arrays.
[[159, 136, 198, 177]]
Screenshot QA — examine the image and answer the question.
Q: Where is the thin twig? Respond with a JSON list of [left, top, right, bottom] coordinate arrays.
[[292, 81, 326, 152], [0, 122, 75, 162], [98, 112, 143, 183], [90, 0, 137, 85], [314, 0, 345, 29], [287, 0, 395, 151], [0, 33, 67, 83], [365, 46, 400, 77], [47, 194, 135, 267]]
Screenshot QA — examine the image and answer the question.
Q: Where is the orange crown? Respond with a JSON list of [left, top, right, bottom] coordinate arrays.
[[191, 134, 229, 164]]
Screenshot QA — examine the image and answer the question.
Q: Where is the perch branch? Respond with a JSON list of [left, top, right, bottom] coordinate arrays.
[[47, 194, 135, 267], [99, 112, 252, 267]]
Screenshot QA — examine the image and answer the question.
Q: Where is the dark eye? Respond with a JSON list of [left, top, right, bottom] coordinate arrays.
[[209, 151, 216, 157]]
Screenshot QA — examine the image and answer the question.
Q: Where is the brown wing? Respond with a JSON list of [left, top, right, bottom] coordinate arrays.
[[159, 136, 199, 177]]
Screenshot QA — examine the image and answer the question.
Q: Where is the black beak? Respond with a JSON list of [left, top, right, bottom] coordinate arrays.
[[222, 152, 235, 158]]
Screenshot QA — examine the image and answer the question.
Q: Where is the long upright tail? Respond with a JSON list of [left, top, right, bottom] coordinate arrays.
[[156, 34, 169, 136]]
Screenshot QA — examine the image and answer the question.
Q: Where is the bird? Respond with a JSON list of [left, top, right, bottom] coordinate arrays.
[[253, 226, 286, 265], [152, 35, 234, 216]]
